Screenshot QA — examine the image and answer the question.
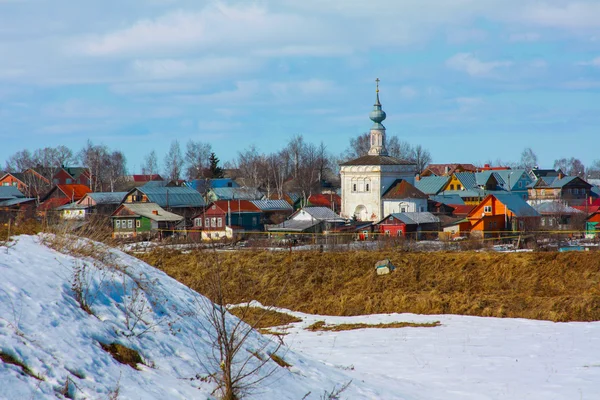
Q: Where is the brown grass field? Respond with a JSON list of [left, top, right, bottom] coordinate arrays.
[[134, 248, 600, 322]]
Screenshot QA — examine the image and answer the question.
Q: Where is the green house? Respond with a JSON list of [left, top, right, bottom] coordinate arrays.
[[111, 202, 183, 239]]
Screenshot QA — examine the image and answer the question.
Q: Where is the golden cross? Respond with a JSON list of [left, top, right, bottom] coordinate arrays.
[[375, 78, 380, 93]]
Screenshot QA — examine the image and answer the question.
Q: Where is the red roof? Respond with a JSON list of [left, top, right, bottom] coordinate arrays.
[[450, 204, 475, 216], [213, 200, 260, 213], [132, 174, 163, 182], [423, 163, 478, 176], [382, 180, 427, 199], [38, 197, 70, 211], [57, 184, 92, 201], [307, 194, 341, 209]]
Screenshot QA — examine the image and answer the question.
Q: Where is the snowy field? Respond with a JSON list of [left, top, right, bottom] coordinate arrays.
[[2, 235, 600, 399]]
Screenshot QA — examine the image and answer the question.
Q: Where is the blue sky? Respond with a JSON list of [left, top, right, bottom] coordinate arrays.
[[1, 0, 600, 172]]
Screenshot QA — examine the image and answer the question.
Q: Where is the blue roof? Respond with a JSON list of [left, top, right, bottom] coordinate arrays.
[[184, 178, 239, 192], [251, 199, 293, 211], [210, 187, 264, 200], [491, 193, 540, 217], [137, 187, 206, 208], [429, 194, 465, 205], [0, 197, 35, 207], [142, 180, 170, 188], [442, 189, 485, 198], [0, 186, 25, 200], [387, 212, 440, 225], [493, 169, 529, 191], [454, 172, 477, 189], [414, 176, 449, 195], [81, 192, 127, 205]]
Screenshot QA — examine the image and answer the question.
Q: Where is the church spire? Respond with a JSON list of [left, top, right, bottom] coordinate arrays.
[[368, 78, 388, 156]]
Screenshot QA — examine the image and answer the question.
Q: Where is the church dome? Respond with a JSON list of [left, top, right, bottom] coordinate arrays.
[[369, 106, 386, 124]]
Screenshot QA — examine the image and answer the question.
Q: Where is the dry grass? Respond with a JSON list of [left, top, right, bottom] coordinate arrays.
[[228, 307, 302, 329], [269, 353, 291, 368], [306, 320, 440, 331], [100, 343, 143, 369], [135, 249, 600, 322], [0, 351, 41, 380]]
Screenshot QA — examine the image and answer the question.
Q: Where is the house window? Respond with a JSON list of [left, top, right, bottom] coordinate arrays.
[[541, 189, 546, 196], [385, 230, 390, 236], [205, 217, 209, 227], [541, 218, 546, 226], [401, 207, 407, 213], [116, 220, 121, 228], [217, 218, 223, 227], [450, 184, 455, 190], [484, 206, 492, 213], [127, 220, 133, 229], [122, 220, 127, 227], [457, 185, 462, 190], [211, 217, 216, 227], [252, 217, 257, 226], [519, 220, 524, 230], [66, 178, 72, 184], [194, 218, 201, 227], [136, 220, 141, 228], [518, 181, 523, 188]]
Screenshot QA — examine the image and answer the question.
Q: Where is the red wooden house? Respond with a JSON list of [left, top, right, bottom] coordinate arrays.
[[0, 169, 52, 198], [307, 193, 341, 213], [52, 167, 92, 187], [191, 200, 261, 240], [376, 212, 440, 238], [38, 184, 92, 215]]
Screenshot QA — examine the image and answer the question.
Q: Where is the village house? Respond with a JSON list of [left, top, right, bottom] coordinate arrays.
[[375, 212, 440, 239], [467, 193, 540, 237], [250, 199, 294, 225], [0, 186, 36, 222], [381, 179, 428, 216], [532, 201, 585, 231], [527, 175, 592, 206], [111, 203, 183, 239], [58, 192, 127, 220], [123, 186, 205, 225], [191, 200, 262, 240], [52, 166, 92, 187], [38, 184, 92, 217], [420, 163, 478, 177], [267, 206, 346, 234], [585, 211, 600, 238], [0, 168, 52, 198], [206, 187, 264, 202], [414, 176, 450, 196]]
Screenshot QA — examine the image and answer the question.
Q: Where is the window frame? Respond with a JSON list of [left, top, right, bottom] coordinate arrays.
[[484, 205, 492, 213]]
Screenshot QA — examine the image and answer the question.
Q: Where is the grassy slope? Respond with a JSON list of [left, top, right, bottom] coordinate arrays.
[[136, 249, 600, 322]]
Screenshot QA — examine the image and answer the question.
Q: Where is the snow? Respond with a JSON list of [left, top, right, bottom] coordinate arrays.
[[0, 236, 385, 399], [3, 235, 600, 400]]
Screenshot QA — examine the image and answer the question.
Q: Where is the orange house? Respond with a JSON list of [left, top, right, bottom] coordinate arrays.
[[467, 193, 540, 236]]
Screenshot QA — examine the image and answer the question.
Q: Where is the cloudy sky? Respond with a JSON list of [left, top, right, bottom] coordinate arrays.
[[1, 0, 600, 172]]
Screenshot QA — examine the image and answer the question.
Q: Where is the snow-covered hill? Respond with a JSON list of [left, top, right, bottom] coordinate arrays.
[[0, 236, 390, 399]]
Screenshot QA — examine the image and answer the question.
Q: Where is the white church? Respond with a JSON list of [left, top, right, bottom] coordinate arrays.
[[339, 81, 418, 221]]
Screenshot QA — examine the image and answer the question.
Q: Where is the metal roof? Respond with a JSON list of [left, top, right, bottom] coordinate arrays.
[[382, 179, 428, 199], [414, 176, 450, 195], [79, 192, 127, 205], [340, 155, 415, 166], [137, 187, 206, 208], [491, 193, 540, 217], [442, 189, 485, 198], [429, 194, 465, 205], [142, 180, 170, 188], [266, 219, 321, 232], [387, 212, 440, 225], [251, 199, 293, 211], [210, 187, 264, 200], [115, 203, 183, 222], [492, 169, 529, 190], [0, 186, 25, 200], [297, 207, 345, 222], [454, 172, 477, 189], [0, 197, 35, 207]]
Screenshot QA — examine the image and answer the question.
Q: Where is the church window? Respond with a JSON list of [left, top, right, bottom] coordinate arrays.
[[352, 183, 357, 192], [365, 183, 369, 192]]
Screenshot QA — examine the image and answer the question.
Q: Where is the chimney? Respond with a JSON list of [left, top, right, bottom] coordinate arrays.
[[558, 171, 564, 180], [415, 174, 421, 182], [444, 166, 450, 174], [152, 210, 159, 215]]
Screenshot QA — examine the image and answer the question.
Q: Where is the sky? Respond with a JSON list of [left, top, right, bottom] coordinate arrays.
[[1, 0, 600, 173]]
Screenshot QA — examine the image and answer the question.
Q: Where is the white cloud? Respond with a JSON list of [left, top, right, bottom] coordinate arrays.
[[130, 57, 260, 80], [269, 79, 337, 98], [514, 2, 600, 30], [399, 86, 418, 99], [578, 56, 600, 67], [446, 53, 513, 77]]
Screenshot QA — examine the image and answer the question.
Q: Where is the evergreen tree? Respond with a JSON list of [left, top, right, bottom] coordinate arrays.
[[208, 152, 224, 178]]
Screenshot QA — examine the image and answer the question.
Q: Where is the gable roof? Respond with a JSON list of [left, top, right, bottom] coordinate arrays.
[[114, 203, 183, 222], [340, 155, 415, 166], [212, 200, 261, 213], [383, 212, 440, 225], [471, 193, 540, 218], [454, 172, 477, 189], [532, 201, 583, 214], [131, 174, 163, 182], [62, 167, 89, 180], [451, 204, 475, 216], [56, 184, 92, 201], [133, 186, 206, 208], [429, 194, 465, 205], [492, 169, 529, 190], [77, 192, 127, 205], [0, 172, 26, 185], [423, 163, 478, 176], [382, 179, 428, 200], [251, 199, 293, 211], [295, 207, 345, 221], [210, 187, 264, 200], [307, 193, 341, 208], [414, 176, 450, 195], [0, 186, 25, 200]]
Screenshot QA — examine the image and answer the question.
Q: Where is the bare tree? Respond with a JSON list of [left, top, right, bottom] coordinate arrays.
[[164, 140, 184, 181], [141, 150, 159, 176], [588, 160, 600, 179], [286, 134, 305, 179], [519, 147, 538, 170], [236, 145, 268, 189], [79, 141, 109, 191], [340, 133, 370, 161], [4, 149, 35, 172], [387, 136, 413, 160], [192, 253, 286, 400], [185, 140, 212, 180], [106, 151, 127, 192], [554, 157, 586, 177], [409, 144, 432, 174]]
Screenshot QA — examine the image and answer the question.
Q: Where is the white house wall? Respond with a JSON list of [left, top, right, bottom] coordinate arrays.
[[383, 198, 427, 216]]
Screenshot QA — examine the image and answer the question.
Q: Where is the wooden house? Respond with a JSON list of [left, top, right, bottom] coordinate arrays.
[[527, 175, 592, 206], [0, 168, 52, 198], [123, 186, 205, 225], [467, 193, 540, 237], [532, 201, 585, 231], [421, 163, 478, 177], [267, 207, 346, 234], [59, 192, 127, 220], [376, 212, 440, 239], [191, 200, 262, 240], [381, 179, 428, 216], [38, 184, 92, 216], [0, 172, 27, 193], [52, 167, 92, 187], [585, 212, 600, 238], [251, 199, 294, 225], [0, 187, 36, 222], [207, 187, 264, 202], [111, 203, 183, 239]]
